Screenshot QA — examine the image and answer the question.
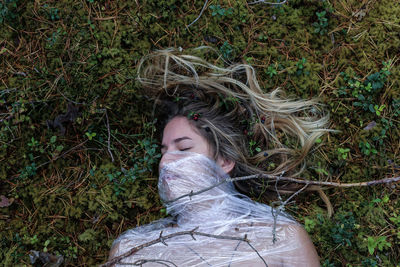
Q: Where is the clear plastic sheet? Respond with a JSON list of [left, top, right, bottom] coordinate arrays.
[[110, 152, 319, 266]]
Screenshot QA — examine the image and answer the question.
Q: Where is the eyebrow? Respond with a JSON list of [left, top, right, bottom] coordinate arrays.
[[161, 136, 192, 149]]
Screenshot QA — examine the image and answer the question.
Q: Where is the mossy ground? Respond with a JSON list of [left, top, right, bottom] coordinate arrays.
[[0, 0, 399, 266]]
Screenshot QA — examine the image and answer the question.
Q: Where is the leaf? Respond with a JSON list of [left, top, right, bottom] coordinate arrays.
[[78, 229, 97, 242], [367, 236, 376, 255], [369, 104, 375, 113], [50, 136, 57, 143], [0, 47, 9, 55]]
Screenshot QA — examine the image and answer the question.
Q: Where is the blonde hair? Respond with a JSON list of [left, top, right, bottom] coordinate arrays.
[[138, 47, 329, 193]]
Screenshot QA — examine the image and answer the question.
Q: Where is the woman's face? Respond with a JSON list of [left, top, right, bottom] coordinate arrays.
[[160, 116, 235, 174], [160, 116, 213, 169]]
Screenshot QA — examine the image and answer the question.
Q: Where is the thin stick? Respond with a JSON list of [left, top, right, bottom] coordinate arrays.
[[118, 259, 178, 266], [281, 184, 308, 206], [165, 174, 400, 205], [271, 183, 307, 243], [36, 140, 89, 169], [100, 227, 256, 267], [186, 0, 209, 28], [248, 0, 288, 5], [104, 109, 115, 162]]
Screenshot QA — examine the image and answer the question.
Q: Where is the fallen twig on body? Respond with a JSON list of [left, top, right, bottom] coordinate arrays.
[[164, 174, 400, 205], [100, 227, 268, 267]]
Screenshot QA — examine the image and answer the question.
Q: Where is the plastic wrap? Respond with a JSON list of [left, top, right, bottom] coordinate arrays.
[[110, 152, 319, 266]]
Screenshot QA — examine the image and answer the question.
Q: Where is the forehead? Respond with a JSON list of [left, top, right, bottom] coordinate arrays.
[[162, 116, 201, 143]]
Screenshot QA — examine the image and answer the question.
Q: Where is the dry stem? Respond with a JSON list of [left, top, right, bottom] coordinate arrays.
[[100, 227, 268, 267], [164, 173, 400, 205]]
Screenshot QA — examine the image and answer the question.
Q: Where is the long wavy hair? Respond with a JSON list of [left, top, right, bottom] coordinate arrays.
[[137, 47, 330, 194]]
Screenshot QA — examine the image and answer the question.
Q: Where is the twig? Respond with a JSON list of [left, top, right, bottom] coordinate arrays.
[[100, 227, 268, 267], [36, 140, 89, 169], [97, 108, 115, 162], [271, 183, 308, 243], [118, 259, 178, 266], [58, 90, 86, 105], [246, 241, 268, 266], [164, 173, 400, 205], [281, 183, 308, 206], [248, 0, 288, 5], [186, 0, 209, 29], [104, 109, 115, 162]]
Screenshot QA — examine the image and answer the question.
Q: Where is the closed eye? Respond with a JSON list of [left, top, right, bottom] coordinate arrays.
[[180, 147, 192, 151]]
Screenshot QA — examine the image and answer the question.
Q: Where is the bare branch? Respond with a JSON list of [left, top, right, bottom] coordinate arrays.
[[164, 174, 400, 205], [186, 0, 209, 29], [100, 228, 268, 267], [248, 0, 288, 5], [104, 109, 115, 162]]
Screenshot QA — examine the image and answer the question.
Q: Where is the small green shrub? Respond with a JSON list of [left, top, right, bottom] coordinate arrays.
[[210, 5, 233, 18], [313, 11, 328, 35], [331, 212, 356, 246]]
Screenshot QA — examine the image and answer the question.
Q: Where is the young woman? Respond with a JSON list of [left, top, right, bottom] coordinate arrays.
[[108, 47, 328, 266]]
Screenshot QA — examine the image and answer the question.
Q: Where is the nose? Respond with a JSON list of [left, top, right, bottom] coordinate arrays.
[[159, 151, 186, 170]]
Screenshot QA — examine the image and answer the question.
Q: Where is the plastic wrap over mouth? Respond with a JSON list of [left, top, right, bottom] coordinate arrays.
[[158, 152, 233, 209]]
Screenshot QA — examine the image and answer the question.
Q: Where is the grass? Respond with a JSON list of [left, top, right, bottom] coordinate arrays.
[[0, 0, 399, 266]]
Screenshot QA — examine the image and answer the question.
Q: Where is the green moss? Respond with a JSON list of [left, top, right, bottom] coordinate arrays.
[[1, 0, 400, 265]]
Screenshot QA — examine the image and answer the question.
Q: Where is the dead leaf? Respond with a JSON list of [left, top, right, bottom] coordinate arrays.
[[363, 121, 376, 131], [352, 6, 367, 21], [0, 195, 14, 208], [29, 250, 64, 267]]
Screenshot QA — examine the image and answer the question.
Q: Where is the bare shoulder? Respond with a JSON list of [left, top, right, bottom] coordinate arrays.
[[280, 224, 320, 267]]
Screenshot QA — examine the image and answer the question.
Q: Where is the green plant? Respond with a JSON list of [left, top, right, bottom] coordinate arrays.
[[337, 147, 350, 160], [265, 64, 278, 78], [85, 131, 97, 140], [304, 217, 317, 232], [359, 141, 377, 156], [367, 236, 391, 255], [27, 234, 39, 245], [27, 137, 39, 149], [331, 212, 356, 246], [136, 137, 161, 171], [209, 5, 233, 18], [313, 11, 328, 35], [322, 260, 335, 267], [295, 58, 309, 76], [313, 162, 329, 176], [0, 0, 18, 24], [18, 163, 37, 180], [43, 239, 50, 252], [362, 258, 378, 267], [389, 212, 400, 225], [373, 104, 385, 116], [392, 99, 400, 117], [43, 4, 60, 21], [219, 95, 239, 111], [220, 41, 233, 59], [49, 135, 64, 157], [248, 140, 261, 156], [258, 33, 268, 42], [339, 64, 391, 117], [105, 169, 132, 196]]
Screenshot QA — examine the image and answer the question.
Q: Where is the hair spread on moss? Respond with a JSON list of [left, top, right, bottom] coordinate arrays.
[[137, 47, 330, 193]]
